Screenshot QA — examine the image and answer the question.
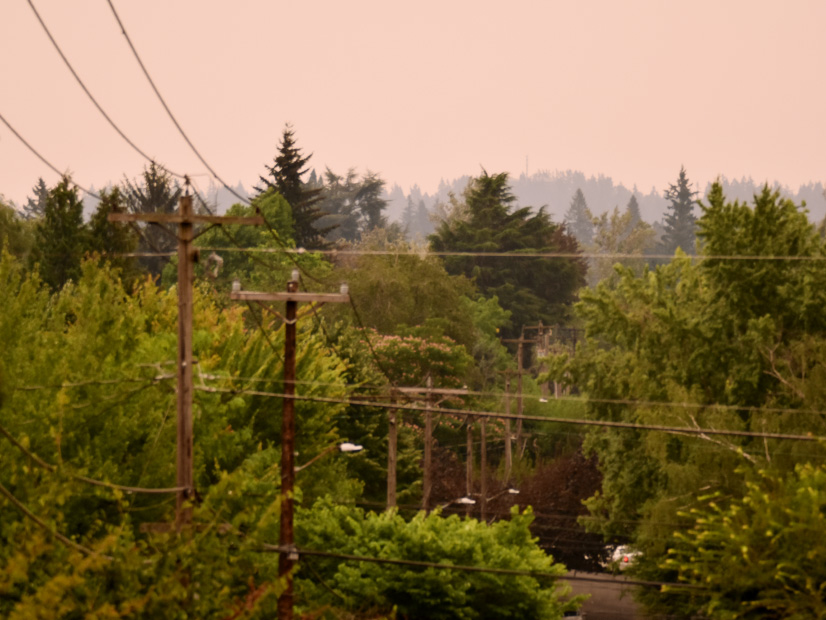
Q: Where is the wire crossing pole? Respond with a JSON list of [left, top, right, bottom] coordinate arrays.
[[230, 274, 349, 620], [110, 195, 263, 525]]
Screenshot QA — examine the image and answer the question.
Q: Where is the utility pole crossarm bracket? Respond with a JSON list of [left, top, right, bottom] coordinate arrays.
[[230, 291, 350, 304], [109, 212, 265, 226]]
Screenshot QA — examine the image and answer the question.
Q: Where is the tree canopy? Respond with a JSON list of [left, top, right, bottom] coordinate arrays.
[[257, 124, 330, 249], [546, 181, 826, 617], [430, 171, 586, 339], [659, 166, 697, 255]]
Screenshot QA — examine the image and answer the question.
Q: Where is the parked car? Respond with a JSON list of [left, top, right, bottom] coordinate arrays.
[[610, 544, 640, 570]]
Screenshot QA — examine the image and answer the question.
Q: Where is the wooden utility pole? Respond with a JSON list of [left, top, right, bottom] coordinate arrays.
[[503, 374, 513, 483], [480, 417, 487, 521], [465, 415, 473, 516], [230, 275, 349, 620], [502, 334, 536, 458], [423, 376, 433, 512], [110, 194, 263, 525], [394, 385, 468, 513], [387, 393, 398, 509]]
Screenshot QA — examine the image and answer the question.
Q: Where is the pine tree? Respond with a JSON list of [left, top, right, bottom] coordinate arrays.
[[660, 166, 698, 254], [401, 196, 416, 238], [123, 162, 182, 277], [22, 178, 49, 220], [625, 194, 642, 228], [415, 199, 433, 238], [31, 177, 88, 291], [564, 188, 594, 246], [258, 124, 330, 248], [430, 171, 586, 338], [88, 187, 142, 285]]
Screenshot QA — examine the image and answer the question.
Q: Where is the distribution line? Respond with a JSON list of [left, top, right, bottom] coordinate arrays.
[[122, 245, 826, 263], [0, 421, 183, 495], [104, 0, 249, 206], [191, 385, 826, 442], [0, 481, 109, 558], [25, 0, 184, 180], [257, 545, 704, 591], [193, 372, 826, 418], [0, 111, 99, 199]]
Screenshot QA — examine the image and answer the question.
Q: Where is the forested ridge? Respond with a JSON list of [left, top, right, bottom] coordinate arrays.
[[3, 127, 826, 619]]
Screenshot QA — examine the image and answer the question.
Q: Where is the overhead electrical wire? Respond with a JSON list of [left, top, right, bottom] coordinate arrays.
[[25, 0, 185, 181], [256, 544, 704, 591], [117, 244, 826, 264], [0, 111, 99, 199], [191, 385, 826, 443], [104, 0, 249, 206]]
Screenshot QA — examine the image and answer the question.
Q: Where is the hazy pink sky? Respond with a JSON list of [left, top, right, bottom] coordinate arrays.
[[1, 0, 824, 208]]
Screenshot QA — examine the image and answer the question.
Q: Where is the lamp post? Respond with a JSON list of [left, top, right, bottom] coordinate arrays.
[[296, 442, 364, 473]]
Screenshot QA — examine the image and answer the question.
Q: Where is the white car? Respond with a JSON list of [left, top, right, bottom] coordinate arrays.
[[610, 545, 640, 570]]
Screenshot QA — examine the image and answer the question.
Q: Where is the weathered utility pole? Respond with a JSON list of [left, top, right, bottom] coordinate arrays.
[[387, 392, 398, 509], [394, 384, 468, 513], [230, 273, 349, 620], [502, 334, 536, 457], [503, 373, 513, 483], [423, 376, 433, 513], [110, 194, 263, 525], [479, 417, 487, 521], [465, 415, 473, 516]]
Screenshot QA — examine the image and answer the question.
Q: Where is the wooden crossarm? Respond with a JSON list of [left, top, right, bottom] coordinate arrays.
[[108, 212, 264, 226]]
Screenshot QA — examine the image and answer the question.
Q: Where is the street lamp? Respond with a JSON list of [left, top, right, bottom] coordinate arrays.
[[295, 442, 364, 472]]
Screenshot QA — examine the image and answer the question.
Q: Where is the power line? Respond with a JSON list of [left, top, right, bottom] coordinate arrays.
[[191, 385, 826, 443], [0, 481, 108, 558], [191, 245, 826, 263], [1, 413, 183, 496], [104, 0, 249, 206], [25, 0, 184, 180], [0, 110, 99, 199], [257, 544, 704, 591]]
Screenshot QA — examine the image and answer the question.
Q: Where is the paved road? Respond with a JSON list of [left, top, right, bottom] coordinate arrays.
[[563, 572, 645, 620]]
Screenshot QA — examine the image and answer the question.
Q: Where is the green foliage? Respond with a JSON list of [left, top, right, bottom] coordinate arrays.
[[0, 199, 34, 260], [663, 464, 826, 619], [0, 253, 362, 618], [660, 166, 698, 255], [258, 124, 331, 249], [122, 163, 182, 278], [87, 187, 143, 286], [297, 500, 580, 620], [546, 182, 826, 614], [364, 329, 472, 389], [563, 188, 594, 246], [29, 177, 88, 291], [588, 205, 655, 286], [430, 171, 586, 339], [22, 177, 48, 220], [316, 169, 389, 243]]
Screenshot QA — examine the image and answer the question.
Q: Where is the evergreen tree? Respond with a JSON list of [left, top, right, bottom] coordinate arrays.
[[87, 187, 142, 285], [415, 199, 433, 238], [123, 162, 182, 277], [316, 168, 389, 243], [22, 178, 49, 220], [660, 166, 698, 254], [401, 195, 416, 237], [355, 171, 388, 231], [563, 188, 594, 246], [258, 124, 330, 248], [625, 194, 642, 228], [430, 171, 585, 338], [0, 198, 34, 260], [30, 177, 88, 291]]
